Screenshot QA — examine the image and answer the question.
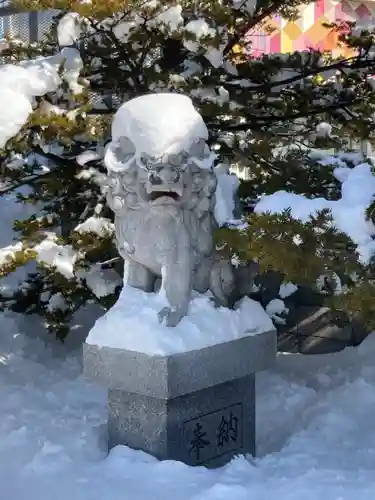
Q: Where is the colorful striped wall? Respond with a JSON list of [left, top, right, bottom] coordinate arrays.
[[248, 0, 375, 56]]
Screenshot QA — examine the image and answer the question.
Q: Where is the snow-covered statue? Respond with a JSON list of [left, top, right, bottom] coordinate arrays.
[[103, 93, 237, 327]]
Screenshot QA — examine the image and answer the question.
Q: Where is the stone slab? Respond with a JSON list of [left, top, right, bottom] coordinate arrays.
[[278, 306, 370, 354], [83, 328, 276, 399], [108, 374, 255, 467]]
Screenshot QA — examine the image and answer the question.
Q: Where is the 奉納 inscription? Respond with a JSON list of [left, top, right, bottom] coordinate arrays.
[[184, 403, 243, 465]]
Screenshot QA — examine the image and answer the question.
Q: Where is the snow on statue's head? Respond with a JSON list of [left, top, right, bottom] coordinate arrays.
[[103, 93, 223, 326], [104, 93, 216, 212], [105, 93, 214, 169], [104, 92, 218, 244]]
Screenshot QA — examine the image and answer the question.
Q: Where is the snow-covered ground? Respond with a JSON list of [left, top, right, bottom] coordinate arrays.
[[0, 310, 375, 500]]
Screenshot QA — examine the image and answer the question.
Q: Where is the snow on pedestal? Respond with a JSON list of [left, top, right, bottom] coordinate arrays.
[[86, 287, 274, 356]]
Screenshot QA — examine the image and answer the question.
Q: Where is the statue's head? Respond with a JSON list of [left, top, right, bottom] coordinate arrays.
[[103, 93, 217, 216]]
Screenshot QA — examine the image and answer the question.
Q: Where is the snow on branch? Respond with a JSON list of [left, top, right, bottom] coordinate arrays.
[[0, 39, 84, 150], [254, 151, 375, 264]]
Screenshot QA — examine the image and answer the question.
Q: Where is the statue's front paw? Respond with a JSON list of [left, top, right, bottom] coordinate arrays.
[[158, 306, 185, 327]]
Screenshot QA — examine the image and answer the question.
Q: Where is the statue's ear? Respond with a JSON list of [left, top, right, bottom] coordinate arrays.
[[105, 136, 136, 172], [119, 136, 136, 156], [189, 138, 209, 159]]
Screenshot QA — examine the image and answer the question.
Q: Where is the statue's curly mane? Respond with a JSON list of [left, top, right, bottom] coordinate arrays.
[[105, 159, 217, 261]]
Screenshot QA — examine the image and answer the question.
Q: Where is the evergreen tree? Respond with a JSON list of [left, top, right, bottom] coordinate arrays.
[[1, 0, 375, 339]]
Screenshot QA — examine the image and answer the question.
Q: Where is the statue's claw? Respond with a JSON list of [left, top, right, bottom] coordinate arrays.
[[158, 306, 185, 327]]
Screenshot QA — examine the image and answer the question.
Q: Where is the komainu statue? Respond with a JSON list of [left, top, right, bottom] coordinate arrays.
[[102, 93, 244, 327]]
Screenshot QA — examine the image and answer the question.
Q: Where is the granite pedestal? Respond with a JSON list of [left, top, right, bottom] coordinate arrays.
[[83, 328, 276, 467]]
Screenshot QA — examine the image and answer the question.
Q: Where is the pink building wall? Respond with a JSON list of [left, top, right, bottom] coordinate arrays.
[[248, 0, 375, 56]]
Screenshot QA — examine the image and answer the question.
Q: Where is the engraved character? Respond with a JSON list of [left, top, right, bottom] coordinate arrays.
[[189, 422, 210, 461], [217, 411, 239, 448]]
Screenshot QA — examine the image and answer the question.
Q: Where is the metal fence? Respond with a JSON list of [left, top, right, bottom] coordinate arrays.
[[0, 3, 56, 43]]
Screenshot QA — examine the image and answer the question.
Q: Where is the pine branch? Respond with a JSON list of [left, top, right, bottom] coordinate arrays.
[[0, 171, 54, 195], [0, 146, 81, 195], [226, 51, 375, 93], [211, 100, 363, 132]]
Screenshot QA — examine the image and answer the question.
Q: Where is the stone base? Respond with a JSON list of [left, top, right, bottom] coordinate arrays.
[[108, 375, 255, 467], [83, 328, 276, 467]]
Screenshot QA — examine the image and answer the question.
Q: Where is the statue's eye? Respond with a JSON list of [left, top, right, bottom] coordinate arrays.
[[140, 155, 147, 166], [181, 152, 190, 164], [146, 156, 159, 171], [168, 153, 182, 166]]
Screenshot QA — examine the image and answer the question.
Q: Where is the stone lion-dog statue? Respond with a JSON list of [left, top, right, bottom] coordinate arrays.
[[102, 93, 252, 327]]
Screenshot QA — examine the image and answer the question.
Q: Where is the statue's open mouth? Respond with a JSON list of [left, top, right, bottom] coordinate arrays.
[[149, 191, 180, 202], [145, 184, 183, 204]]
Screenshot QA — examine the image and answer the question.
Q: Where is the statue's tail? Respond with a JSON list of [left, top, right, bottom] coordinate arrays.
[[209, 259, 236, 307], [210, 259, 260, 308]]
